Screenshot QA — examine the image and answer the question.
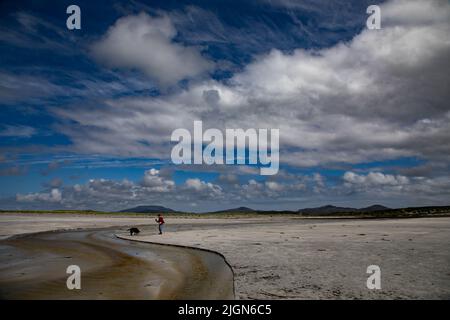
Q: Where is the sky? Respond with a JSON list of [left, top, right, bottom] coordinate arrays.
[[0, 0, 449, 212]]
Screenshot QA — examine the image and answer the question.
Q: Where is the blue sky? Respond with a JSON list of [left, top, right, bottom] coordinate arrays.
[[1, 0, 449, 212]]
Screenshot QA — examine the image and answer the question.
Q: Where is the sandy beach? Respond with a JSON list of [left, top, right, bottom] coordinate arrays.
[[118, 216, 450, 299], [1, 213, 449, 299]]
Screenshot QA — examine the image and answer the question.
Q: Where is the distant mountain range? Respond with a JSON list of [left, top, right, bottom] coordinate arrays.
[[118, 204, 390, 215], [209, 204, 390, 214], [119, 205, 175, 213], [297, 204, 390, 215], [4, 204, 448, 218], [211, 206, 256, 213]]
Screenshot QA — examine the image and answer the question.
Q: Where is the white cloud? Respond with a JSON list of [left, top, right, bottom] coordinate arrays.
[[17, 188, 61, 203], [184, 178, 223, 197], [56, 0, 450, 170], [13, 169, 226, 210], [340, 170, 450, 206], [265, 181, 284, 192], [343, 171, 409, 186], [91, 12, 213, 86], [142, 168, 175, 192], [10, 166, 450, 210]]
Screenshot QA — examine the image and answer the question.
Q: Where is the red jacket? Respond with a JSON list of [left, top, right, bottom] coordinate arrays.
[[157, 216, 165, 224]]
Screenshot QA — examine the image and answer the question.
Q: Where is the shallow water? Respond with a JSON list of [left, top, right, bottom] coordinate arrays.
[[0, 228, 234, 299]]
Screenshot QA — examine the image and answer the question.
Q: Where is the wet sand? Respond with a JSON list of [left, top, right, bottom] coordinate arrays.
[[0, 228, 234, 299]]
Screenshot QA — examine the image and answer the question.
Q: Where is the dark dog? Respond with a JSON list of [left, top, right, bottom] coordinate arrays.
[[127, 227, 140, 236]]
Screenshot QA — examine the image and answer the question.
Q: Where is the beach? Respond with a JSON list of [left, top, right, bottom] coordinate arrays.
[[119, 216, 450, 299], [1, 214, 449, 299]]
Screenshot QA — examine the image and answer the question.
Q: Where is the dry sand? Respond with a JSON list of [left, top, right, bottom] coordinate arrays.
[[0, 214, 160, 240], [118, 217, 450, 299], [1, 213, 449, 299]]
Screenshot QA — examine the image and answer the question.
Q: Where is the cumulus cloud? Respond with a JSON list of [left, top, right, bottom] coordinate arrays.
[[91, 12, 213, 86], [10, 167, 329, 211], [12, 169, 226, 211], [183, 178, 223, 198], [9, 165, 450, 211], [265, 181, 284, 192], [17, 188, 62, 203], [343, 171, 409, 186], [340, 170, 450, 206], [56, 0, 450, 171], [142, 168, 175, 192]]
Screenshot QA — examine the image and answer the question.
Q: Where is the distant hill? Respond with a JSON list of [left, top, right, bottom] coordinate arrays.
[[119, 205, 175, 213], [362, 205, 390, 212], [211, 206, 256, 213], [209, 205, 391, 215], [298, 205, 357, 215], [298, 204, 390, 215]]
